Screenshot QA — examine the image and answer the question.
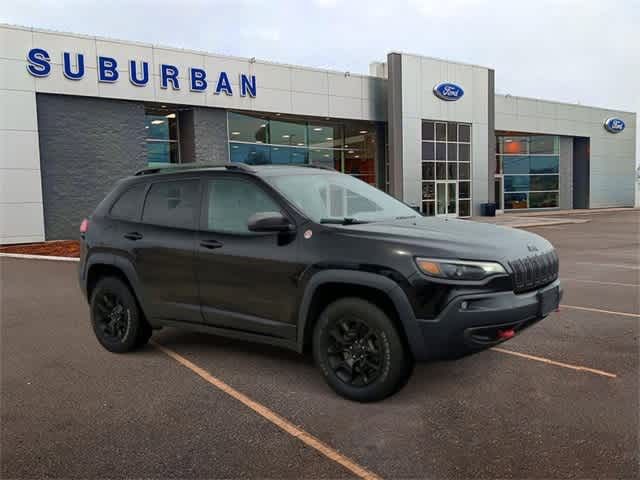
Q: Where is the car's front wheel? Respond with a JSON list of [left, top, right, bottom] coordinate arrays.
[[90, 277, 151, 353], [313, 298, 412, 402]]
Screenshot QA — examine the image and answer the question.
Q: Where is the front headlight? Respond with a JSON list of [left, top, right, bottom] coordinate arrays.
[[416, 257, 506, 281]]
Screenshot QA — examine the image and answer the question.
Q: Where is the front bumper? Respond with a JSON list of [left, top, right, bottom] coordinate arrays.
[[416, 279, 562, 360]]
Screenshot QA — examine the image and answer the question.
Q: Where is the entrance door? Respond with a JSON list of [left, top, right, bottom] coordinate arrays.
[[436, 181, 458, 217]]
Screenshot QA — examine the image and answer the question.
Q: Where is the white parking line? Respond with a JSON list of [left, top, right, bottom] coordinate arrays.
[[491, 347, 617, 378], [560, 304, 640, 318], [561, 277, 639, 288], [152, 341, 382, 480], [575, 261, 640, 271]]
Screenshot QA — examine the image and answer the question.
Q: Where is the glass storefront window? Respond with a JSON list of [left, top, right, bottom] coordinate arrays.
[[227, 112, 378, 186], [422, 142, 435, 160], [146, 142, 179, 167], [503, 156, 530, 175], [530, 175, 559, 191], [459, 163, 470, 180], [530, 155, 559, 174], [421, 120, 472, 217], [309, 124, 343, 149], [498, 136, 528, 155], [270, 119, 307, 146], [458, 125, 471, 143], [145, 114, 178, 140], [309, 149, 339, 169], [458, 144, 470, 162], [447, 163, 457, 180], [504, 193, 528, 209], [530, 192, 559, 208], [504, 175, 530, 192], [422, 122, 435, 141], [422, 162, 435, 180], [228, 112, 269, 143], [530, 135, 559, 154], [459, 181, 470, 199], [229, 143, 270, 164], [497, 134, 560, 209], [458, 199, 470, 217], [145, 109, 179, 167], [447, 143, 457, 161]]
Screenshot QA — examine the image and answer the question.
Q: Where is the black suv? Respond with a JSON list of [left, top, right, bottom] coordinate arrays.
[[79, 164, 561, 402]]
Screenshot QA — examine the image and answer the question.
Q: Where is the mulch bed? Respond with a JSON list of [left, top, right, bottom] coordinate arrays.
[[0, 240, 80, 258]]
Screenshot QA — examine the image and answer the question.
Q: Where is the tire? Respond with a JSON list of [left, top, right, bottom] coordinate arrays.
[[313, 298, 411, 402], [90, 276, 151, 353]]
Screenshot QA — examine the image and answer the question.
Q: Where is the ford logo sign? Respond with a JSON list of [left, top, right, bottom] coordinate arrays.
[[604, 117, 625, 133], [433, 82, 464, 101]]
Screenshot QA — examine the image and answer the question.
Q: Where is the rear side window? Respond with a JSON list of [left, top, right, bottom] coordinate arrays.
[[110, 184, 147, 221], [142, 180, 199, 229], [206, 177, 281, 233]]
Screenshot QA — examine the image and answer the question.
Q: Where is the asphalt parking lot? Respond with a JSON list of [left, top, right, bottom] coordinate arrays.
[[1, 210, 638, 479]]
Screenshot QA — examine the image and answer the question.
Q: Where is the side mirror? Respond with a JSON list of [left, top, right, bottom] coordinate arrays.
[[247, 211, 294, 233]]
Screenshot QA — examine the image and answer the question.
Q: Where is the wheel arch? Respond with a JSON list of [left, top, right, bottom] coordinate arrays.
[[86, 257, 150, 322], [297, 270, 427, 360]]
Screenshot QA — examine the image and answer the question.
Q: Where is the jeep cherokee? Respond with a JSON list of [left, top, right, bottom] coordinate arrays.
[[79, 163, 561, 402]]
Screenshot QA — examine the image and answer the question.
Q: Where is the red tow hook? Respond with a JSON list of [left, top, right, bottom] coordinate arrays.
[[498, 329, 516, 340]]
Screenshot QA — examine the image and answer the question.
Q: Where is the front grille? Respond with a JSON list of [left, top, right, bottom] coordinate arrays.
[[509, 250, 559, 293]]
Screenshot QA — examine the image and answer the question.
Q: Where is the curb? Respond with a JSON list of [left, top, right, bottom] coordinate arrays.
[[0, 253, 80, 262], [513, 219, 591, 228]]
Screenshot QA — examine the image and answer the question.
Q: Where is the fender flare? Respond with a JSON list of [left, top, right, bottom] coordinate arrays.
[[85, 254, 151, 322], [296, 270, 428, 360]]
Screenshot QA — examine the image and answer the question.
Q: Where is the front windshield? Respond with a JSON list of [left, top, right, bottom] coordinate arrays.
[[266, 172, 419, 223]]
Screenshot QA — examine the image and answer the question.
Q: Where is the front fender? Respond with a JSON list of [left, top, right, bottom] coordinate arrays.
[[296, 269, 428, 360]]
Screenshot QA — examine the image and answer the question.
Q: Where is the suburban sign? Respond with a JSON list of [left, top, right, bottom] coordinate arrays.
[[603, 117, 625, 134], [433, 82, 464, 101], [25, 48, 257, 97]]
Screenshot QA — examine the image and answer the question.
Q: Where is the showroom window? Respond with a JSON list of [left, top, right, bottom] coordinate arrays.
[[228, 112, 378, 186], [421, 121, 472, 217], [496, 135, 559, 209], [145, 109, 180, 167]]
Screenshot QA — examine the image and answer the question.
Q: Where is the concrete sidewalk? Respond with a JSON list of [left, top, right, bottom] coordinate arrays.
[[469, 206, 638, 228]]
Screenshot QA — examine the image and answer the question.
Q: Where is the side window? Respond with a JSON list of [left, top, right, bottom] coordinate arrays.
[[110, 183, 147, 221], [206, 178, 281, 233], [142, 180, 199, 229]]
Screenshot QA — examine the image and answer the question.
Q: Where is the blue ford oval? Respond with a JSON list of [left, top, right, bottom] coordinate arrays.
[[604, 117, 625, 133], [433, 82, 464, 101]]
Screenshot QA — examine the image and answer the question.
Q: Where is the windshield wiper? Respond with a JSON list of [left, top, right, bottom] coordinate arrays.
[[395, 215, 418, 220], [319, 217, 369, 225]]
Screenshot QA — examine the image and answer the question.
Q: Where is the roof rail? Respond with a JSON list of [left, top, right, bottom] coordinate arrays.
[[224, 163, 256, 173], [133, 162, 257, 177], [133, 164, 206, 176], [299, 163, 336, 171]]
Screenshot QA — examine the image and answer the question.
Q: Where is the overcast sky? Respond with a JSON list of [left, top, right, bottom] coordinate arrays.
[[3, 0, 638, 165]]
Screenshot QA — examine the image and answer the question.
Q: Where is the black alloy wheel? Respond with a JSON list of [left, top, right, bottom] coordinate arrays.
[[90, 277, 151, 353], [94, 292, 131, 342], [313, 297, 412, 402], [326, 317, 383, 387]]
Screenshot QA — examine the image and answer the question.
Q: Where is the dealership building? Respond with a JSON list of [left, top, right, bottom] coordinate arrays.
[[0, 24, 636, 243]]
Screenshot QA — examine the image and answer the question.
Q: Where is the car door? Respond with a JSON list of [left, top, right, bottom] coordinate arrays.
[[196, 174, 302, 339], [132, 177, 202, 323]]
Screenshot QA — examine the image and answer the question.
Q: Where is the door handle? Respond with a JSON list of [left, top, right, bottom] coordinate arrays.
[[123, 232, 143, 241], [200, 239, 223, 249]]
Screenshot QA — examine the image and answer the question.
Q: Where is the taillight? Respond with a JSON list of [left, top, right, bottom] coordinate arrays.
[[80, 218, 89, 234]]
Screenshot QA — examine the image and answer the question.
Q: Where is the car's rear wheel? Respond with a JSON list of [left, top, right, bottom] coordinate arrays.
[[90, 277, 151, 353], [313, 298, 411, 402]]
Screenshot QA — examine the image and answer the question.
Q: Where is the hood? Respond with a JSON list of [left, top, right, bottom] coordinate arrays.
[[335, 216, 554, 265]]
